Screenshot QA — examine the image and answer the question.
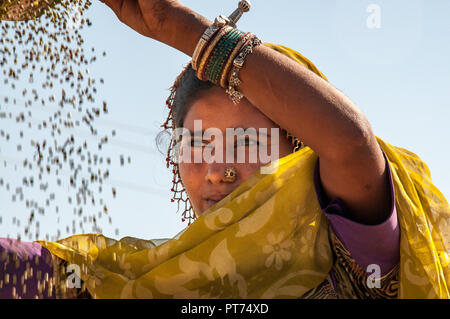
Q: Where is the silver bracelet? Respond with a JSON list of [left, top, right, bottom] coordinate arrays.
[[226, 36, 262, 105]]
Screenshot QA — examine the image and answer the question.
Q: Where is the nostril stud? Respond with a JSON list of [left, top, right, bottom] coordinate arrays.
[[224, 167, 237, 182]]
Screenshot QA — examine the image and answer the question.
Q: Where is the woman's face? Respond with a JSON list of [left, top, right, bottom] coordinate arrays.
[[177, 86, 292, 216]]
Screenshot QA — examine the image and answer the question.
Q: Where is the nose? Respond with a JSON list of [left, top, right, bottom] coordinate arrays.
[[205, 163, 232, 185]]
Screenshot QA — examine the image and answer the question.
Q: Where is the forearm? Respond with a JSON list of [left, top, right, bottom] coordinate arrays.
[[238, 46, 388, 224], [239, 45, 377, 162]]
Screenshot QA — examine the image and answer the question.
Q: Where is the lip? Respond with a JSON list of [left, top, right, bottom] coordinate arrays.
[[203, 193, 229, 202], [202, 192, 230, 211], [204, 199, 220, 209]]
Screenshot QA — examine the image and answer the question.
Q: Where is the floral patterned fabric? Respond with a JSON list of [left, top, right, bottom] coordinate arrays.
[[37, 137, 450, 298]]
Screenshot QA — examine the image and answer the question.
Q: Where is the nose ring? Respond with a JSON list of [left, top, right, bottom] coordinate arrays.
[[224, 167, 237, 182]]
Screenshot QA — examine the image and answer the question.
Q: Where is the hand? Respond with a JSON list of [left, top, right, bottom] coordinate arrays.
[[101, 0, 180, 41], [100, 0, 210, 56]]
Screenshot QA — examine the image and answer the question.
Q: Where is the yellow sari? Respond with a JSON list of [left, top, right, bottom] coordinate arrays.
[[38, 44, 450, 299]]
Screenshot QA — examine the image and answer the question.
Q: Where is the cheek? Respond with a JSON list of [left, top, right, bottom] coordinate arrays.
[[178, 162, 204, 206], [236, 162, 262, 181], [278, 136, 293, 158], [255, 136, 292, 162]]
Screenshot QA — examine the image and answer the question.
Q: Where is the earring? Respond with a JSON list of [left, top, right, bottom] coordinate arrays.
[[163, 63, 198, 225], [169, 161, 196, 225], [285, 131, 304, 152]]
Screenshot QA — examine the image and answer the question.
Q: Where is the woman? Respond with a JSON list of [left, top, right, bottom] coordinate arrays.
[[1, 0, 449, 299]]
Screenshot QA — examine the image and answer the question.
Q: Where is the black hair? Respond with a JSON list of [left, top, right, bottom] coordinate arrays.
[[172, 65, 214, 129], [156, 64, 214, 156]]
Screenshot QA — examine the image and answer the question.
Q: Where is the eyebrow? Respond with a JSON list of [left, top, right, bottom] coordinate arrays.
[[187, 129, 272, 137]]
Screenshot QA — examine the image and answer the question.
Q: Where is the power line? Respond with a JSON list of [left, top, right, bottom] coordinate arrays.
[[0, 94, 162, 136], [0, 103, 167, 156], [0, 154, 169, 197]]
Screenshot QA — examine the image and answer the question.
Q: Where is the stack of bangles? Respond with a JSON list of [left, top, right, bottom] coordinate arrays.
[[191, 1, 261, 105]]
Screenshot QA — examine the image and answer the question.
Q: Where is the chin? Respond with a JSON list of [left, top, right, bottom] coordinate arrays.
[[200, 199, 220, 213]]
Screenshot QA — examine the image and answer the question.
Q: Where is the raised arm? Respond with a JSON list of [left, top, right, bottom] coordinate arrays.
[[102, 0, 391, 225]]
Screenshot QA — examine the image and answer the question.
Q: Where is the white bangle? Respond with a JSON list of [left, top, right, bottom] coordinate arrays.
[[191, 15, 230, 71]]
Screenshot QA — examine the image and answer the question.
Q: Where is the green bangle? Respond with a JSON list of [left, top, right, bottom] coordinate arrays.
[[205, 29, 241, 83], [212, 30, 244, 83], [205, 29, 245, 85]]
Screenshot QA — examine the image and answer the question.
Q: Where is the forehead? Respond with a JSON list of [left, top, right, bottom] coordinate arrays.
[[183, 86, 278, 131]]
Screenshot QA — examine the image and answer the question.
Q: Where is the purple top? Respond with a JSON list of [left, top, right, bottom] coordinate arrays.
[[0, 153, 400, 298], [313, 151, 400, 276]]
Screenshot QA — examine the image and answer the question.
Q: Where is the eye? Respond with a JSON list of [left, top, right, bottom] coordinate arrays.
[[235, 137, 258, 147], [190, 139, 208, 148]]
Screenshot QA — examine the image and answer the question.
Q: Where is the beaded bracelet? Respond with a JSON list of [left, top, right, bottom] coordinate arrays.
[[219, 32, 253, 88], [196, 25, 234, 82], [226, 36, 262, 104], [204, 29, 246, 85]]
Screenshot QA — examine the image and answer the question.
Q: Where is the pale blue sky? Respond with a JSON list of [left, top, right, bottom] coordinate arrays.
[[1, 0, 449, 240]]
